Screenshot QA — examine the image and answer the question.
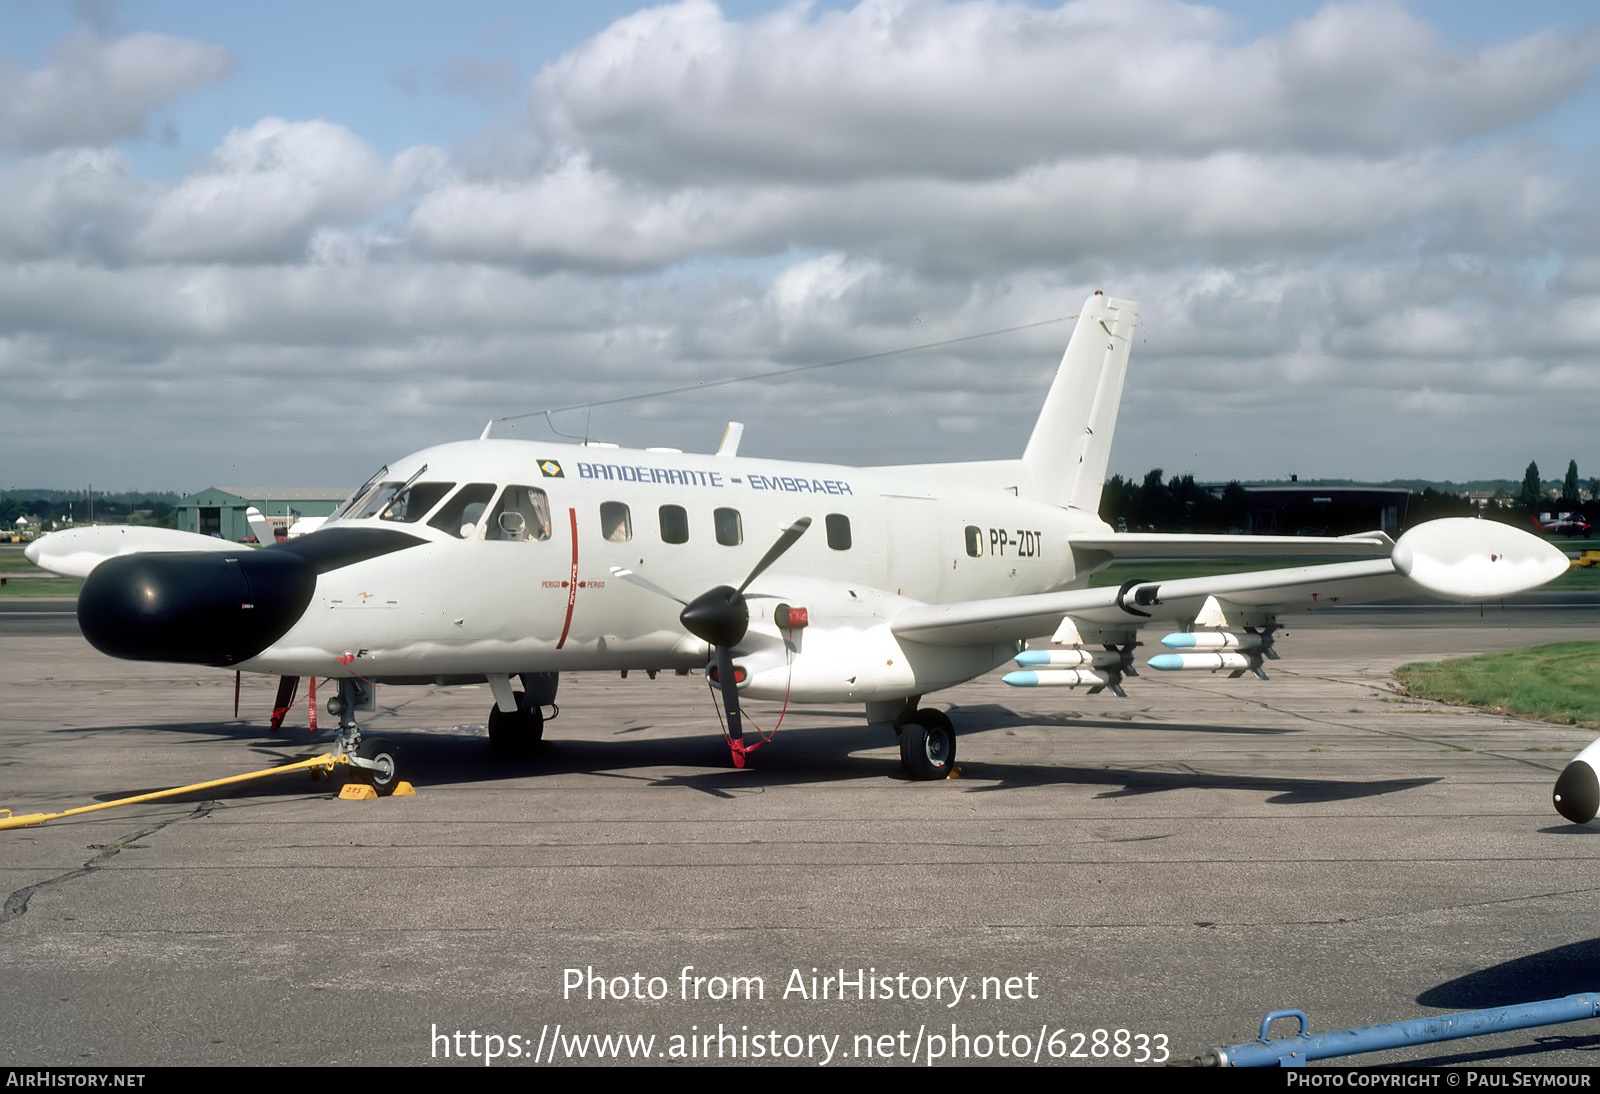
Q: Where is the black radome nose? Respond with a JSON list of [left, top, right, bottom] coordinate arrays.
[[78, 550, 316, 666]]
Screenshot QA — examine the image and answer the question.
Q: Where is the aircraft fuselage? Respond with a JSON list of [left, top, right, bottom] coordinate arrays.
[[79, 437, 1104, 704]]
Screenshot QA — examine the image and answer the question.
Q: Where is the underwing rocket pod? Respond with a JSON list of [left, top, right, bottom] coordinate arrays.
[[1001, 668, 1118, 689], [1147, 652, 1256, 672], [1553, 737, 1600, 824], [1013, 649, 1126, 668], [1160, 632, 1263, 650]]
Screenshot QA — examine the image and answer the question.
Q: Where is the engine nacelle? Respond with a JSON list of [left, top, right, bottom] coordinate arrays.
[[728, 577, 1015, 704]]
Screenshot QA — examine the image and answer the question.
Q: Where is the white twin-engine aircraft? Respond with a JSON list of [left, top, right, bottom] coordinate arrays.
[[29, 293, 1577, 810]]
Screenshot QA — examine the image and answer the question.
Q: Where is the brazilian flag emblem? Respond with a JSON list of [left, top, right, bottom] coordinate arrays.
[[539, 459, 565, 478]]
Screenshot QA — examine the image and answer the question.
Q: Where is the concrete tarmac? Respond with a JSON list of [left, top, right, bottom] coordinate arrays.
[[2, 597, 1599, 1068]]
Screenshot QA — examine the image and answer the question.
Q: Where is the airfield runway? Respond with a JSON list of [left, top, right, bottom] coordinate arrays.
[[2, 594, 1599, 1068]]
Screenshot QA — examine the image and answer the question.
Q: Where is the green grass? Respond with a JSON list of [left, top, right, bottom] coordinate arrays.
[[1088, 559, 1304, 587], [0, 546, 79, 595], [1395, 642, 1600, 729], [1556, 566, 1600, 588], [0, 577, 82, 597]]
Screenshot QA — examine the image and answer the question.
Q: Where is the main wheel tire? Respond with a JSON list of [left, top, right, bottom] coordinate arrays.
[[355, 736, 401, 796], [900, 714, 956, 780], [488, 691, 545, 756]]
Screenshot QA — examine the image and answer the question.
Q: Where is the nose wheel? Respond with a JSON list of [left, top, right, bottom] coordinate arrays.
[[355, 737, 401, 796]]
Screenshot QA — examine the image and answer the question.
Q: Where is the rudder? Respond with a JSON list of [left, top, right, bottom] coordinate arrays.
[[1020, 292, 1138, 512]]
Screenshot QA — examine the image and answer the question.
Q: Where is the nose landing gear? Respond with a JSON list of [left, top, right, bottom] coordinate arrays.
[[325, 677, 406, 796]]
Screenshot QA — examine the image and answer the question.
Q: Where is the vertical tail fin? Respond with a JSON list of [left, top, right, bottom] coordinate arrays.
[[1021, 292, 1138, 512]]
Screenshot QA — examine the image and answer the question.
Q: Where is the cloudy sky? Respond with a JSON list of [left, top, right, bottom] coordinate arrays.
[[2, 0, 1598, 492]]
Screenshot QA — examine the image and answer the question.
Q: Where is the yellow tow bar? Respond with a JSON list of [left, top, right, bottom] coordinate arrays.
[[0, 751, 405, 831]]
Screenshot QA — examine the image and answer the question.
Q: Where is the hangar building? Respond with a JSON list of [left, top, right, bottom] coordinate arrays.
[[175, 487, 350, 542], [1241, 486, 1410, 537]]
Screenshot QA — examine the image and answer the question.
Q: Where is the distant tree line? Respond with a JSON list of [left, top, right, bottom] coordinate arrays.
[[1099, 471, 1252, 532], [1520, 460, 1593, 513], [1101, 461, 1595, 535], [0, 491, 182, 530]]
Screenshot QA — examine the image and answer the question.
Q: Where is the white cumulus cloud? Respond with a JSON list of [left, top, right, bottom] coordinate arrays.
[[0, 30, 233, 149]]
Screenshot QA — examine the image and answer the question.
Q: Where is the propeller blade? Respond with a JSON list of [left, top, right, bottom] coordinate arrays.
[[712, 644, 744, 766], [737, 517, 812, 595], [269, 675, 300, 733], [609, 566, 687, 605]]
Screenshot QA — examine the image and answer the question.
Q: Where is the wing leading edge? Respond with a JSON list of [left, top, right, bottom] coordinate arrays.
[[1069, 530, 1394, 559]]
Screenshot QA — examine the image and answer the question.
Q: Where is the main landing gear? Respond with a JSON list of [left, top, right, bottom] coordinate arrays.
[[897, 708, 957, 780], [488, 693, 545, 756], [486, 672, 559, 757]]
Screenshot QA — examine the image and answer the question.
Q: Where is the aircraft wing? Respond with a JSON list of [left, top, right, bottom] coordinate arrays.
[[892, 518, 1568, 647], [1069, 530, 1394, 559]]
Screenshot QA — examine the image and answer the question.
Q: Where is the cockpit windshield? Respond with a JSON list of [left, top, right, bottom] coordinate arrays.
[[329, 466, 388, 521], [378, 482, 457, 523], [344, 464, 432, 522], [330, 468, 555, 543], [352, 482, 405, 520]]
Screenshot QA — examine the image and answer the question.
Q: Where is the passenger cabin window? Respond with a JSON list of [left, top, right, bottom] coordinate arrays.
[[826, 513, 851, 551], [380, 482, 456, 524], [486, 485, 553, 542], [965, 525, 983, 557], [600, 502, 632, 543], [659, 504, 689, 545], [428, 483, 497, 539], [714, 507, 742, 547]]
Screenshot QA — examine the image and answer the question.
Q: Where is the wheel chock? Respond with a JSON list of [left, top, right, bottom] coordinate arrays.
[[336, 780, 415, 800]]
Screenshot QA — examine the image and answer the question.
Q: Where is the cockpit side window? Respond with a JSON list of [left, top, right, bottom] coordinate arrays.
[[486, 485, 553, 542], [429, 483, 498, 539], [379, 482, 456, 524]]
